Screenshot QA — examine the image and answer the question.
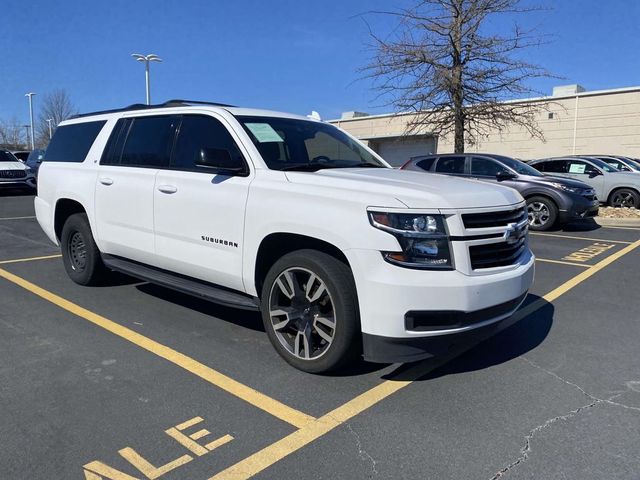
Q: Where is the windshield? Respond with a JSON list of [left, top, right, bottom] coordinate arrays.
[[237, 116, 386, 171], [624, 158, 640, 171], [489, 154, 543, 177], [587, 157, 618, 172], [0, 150, 18, 162]]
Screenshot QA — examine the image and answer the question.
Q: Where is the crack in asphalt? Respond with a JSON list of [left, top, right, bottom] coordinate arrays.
[[489, 357, 639, 479], [347, 423, 378, 478]]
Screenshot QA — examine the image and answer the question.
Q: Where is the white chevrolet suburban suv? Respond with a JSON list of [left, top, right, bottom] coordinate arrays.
[[35, 100, 534, 373]]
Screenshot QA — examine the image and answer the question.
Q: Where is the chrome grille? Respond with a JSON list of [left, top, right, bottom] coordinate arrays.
[[469, 223, 528, 269], [462, 206, 526, 229], [0, 170, 27, 179]]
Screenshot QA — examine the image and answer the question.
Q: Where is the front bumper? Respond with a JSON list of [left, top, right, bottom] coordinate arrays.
[[0, 177, 36, 189], [345, 247, 535, 363], [558, 195, 599, 223]]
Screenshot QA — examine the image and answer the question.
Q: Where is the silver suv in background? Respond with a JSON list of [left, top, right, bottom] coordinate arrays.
[[529, 157, 640, 208]]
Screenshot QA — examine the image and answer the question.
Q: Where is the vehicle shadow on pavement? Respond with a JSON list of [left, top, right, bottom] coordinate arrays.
[[135, 282, 266, 332], [554, 218, 600, 232], [388, 294, 554, 382], [0, 188, 35, 197]]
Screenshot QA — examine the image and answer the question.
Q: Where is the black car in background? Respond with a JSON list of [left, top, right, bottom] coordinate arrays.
[[401, 153, 599, 231], [25, 149, 46, 178]]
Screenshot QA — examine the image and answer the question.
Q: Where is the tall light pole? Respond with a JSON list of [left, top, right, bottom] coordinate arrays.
[[131, 53, 162, 105], [25, 92, 36, 149], [46, 118, 54, 139]]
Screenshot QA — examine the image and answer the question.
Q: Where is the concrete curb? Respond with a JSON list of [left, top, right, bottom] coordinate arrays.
[[595, 217, 640, 228]]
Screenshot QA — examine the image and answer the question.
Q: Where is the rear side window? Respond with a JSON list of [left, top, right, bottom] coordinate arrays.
[[416, 157, 436, 170], [172, 115, 245, 170], [534, 161, 565, 173], [435, 156, 465, 174], [43, 121, 106, 163], [120, 116, 178, 168]]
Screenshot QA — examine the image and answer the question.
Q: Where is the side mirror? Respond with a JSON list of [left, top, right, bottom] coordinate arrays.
[[195, 148, 247, 176], [588, 170, 602, 178], [496, 171, 516, 181]]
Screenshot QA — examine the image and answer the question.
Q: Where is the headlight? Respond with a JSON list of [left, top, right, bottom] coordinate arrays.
[[369, 212, 453, 269], [550, 182, 581, 194]]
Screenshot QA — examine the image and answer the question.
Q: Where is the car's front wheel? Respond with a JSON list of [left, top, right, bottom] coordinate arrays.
[[260, 250, 361, 373], [527, 196, 558, 231], [609, 188, 640, 208], [60, 213, 108, 286]]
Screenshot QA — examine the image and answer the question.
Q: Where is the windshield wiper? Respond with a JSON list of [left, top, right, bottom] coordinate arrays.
[[279, 164, 337, 172]]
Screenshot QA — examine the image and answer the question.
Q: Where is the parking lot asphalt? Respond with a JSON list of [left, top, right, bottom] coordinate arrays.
[[1, 192, 639, 480]]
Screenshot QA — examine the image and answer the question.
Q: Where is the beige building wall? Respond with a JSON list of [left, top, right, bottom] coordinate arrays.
[[331, 87, 640, 161]]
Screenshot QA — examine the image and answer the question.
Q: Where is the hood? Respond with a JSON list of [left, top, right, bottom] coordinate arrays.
[[0, 161, 27, 171], [285, 168, 522, 209], [526, 174, 592, 189]]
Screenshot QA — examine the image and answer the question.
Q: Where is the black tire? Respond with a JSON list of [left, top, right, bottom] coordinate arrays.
[[260, 249, 361, 373], [526, 196, 558, 231], [60, 213, 108, 286], [608, 188, 640, 208]]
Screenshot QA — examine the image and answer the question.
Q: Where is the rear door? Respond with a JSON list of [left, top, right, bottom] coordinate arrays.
[[94, 114, 178, 264], [433, 156, 467, 177], [153, 113, 252, 291]]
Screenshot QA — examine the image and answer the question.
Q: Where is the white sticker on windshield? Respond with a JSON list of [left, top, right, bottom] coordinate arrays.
[[245, 123, 284, 143], [568, 163, 586, 174]]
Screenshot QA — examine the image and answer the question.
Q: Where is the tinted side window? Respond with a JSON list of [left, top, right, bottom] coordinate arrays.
[[435, 156, 465, 174], [416, 158, 436, 170], [471, 157, 506, 176], [172, 115, 245, 170], [100, 119, 130, 165], [44, 121, 106, 163], [120, 116, 177, 168], [538, 161, 566, 173], [567, 160, 599, 175]]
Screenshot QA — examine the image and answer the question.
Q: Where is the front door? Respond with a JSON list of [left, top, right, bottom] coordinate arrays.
[[153, 114, 252, 291], [563, 159, 606, 199]]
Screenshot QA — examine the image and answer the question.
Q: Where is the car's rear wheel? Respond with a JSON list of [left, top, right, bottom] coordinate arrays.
[[261, 250, 360, 373], [609, 188, 640, 208], [61, 213, 108, 286], [527, 196, 558, 231]]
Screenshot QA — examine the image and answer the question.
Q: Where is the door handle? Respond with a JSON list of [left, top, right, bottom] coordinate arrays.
[[157, 185, 178, 194], [99, 177, 114, 186]]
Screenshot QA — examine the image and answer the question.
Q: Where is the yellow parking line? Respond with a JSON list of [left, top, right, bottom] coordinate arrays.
[[211, 238, 640, 480], [0, 254, 62, 265], [535, 258, 592, 268], [0, 215, 36, 221], [0, 267, 315, 429], [530, 232, 632, 244]]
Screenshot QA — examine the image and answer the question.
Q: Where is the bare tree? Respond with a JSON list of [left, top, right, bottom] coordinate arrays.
[[0, 118, 28, 149], [362, 0, 554, 153], [36, 89, 77, 147]]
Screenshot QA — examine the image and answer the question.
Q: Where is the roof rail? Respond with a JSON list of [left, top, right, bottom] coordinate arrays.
[[70, 99, 237, 119]]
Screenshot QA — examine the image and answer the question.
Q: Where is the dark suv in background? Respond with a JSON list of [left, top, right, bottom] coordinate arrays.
[[401, 153, 598, 231]]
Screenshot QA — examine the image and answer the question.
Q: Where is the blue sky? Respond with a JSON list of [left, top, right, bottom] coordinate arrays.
[[1, 0, 639, 124]]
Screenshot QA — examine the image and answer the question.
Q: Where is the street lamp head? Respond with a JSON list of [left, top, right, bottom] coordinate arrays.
[[25, 92, 36, 97], [131, 53, 162, 63]]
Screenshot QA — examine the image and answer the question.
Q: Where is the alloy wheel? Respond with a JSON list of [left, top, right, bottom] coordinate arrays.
[[528, 202, 550, 228], [612, 191, 637, 208], [268, 267, 336, 361]]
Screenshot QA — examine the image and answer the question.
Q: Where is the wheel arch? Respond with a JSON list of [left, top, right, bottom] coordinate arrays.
[[54, 198, 88, 241], [607, 186, 640, 206], [254, 233, 352, 299]]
